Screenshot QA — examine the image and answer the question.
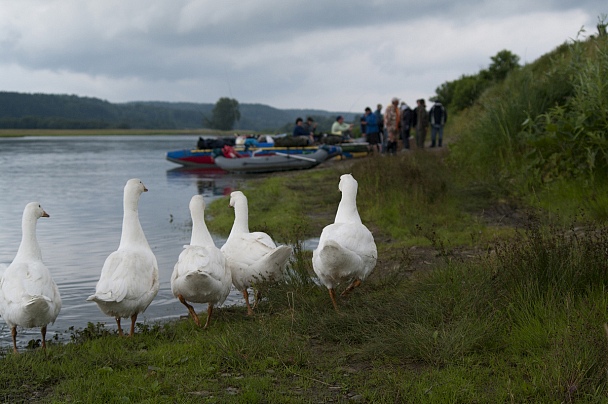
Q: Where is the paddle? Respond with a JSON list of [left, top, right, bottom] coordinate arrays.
[[273, 152, 318, 162]]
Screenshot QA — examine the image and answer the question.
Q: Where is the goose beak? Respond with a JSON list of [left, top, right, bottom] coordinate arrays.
[[42, 210, 49, 218]]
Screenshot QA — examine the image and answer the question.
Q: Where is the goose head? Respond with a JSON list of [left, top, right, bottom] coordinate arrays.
[[339, 174, 358, 195], [24, 202, 49, 220], [229, 191, 246, 209], [190, 194, 206, 212], [125, 178, 148, 195], [123, 179, 148, 211]]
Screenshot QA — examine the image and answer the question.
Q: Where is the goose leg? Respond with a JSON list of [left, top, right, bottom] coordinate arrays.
[[116, 317, 124, 337], [329, 288, 339, 312], [243, 289, 254, 316], [252, 289, 262, 310], [11, 326, 18, 354], [41, 325, 47, 350], [178, 294, 201, 327], [129, 314, 137, 337], [341, 279, 362, 297], [203, 304, 214, 329]]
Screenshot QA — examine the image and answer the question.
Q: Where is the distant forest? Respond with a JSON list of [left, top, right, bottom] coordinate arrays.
[[0, 92, 355, 133]]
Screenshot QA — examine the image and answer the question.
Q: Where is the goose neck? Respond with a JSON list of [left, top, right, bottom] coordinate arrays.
[[191, 212, 215, 246], [15, 214, 42, 261], [334, 192, 362, 224], [231, 201, 250, 234], [119, 207, 148, 249]]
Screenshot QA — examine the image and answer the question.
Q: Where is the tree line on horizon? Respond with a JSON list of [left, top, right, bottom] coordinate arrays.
[[0, 92, 353, 133], [0, 48, 549, 133]]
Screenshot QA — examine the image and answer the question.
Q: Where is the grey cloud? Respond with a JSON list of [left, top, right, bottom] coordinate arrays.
[[0, 0, 605, 111]]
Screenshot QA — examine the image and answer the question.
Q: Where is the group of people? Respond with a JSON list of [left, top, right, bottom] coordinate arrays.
[[292, 115, 353, 145], [358, 98, 448, 154], [290, 97, 447, 152]]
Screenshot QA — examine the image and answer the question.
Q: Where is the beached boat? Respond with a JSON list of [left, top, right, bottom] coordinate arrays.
[[336, 142, 370, 159], [213, 145, 341, 173], [166, 142, 321, 168]]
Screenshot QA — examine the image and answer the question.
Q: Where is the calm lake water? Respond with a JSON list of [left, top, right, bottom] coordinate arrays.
[[0, 135, 257, 347]]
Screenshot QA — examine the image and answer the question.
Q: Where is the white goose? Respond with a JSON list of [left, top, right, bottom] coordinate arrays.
[[87, 179, 159, 336], [0, 202, 62, 353], [171, 195, 230, 328], [312, 174, 377, 311], [221, 191, 292, 315]]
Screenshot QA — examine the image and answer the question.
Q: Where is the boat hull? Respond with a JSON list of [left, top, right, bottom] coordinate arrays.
[[166, 143, 320, 168], [213, 146, 341, 173]]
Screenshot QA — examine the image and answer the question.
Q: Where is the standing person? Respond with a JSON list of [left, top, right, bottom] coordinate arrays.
[[400, 101, 413, 150], [429, 101, 447, 147], [374, 104, 384, 152], [384, 97, 400, 154], [293, 117, 314, 144], [415, 99, 429, 149], [361, 107, 381, 154]]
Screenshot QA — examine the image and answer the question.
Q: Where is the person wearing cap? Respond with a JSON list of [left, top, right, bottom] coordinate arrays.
[[384, 97, 401, 154], [331, 115, 353, 138]]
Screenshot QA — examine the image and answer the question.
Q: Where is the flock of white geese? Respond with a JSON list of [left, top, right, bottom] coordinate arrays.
[[0, 174, 377, 353]]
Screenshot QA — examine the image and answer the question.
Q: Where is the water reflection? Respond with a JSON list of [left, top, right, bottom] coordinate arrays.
[[165, 167, 239, 197]]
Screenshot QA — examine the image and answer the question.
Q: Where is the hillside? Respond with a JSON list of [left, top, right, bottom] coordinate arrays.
[[0, 92, 356, 132]]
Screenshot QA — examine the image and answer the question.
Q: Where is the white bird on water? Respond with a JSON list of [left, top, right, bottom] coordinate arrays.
[[221, 191, 292, 315], [0, 202, 62, 353], [87, 179, 159, 337], [312, 174, 377, 311], [171, 195, 231, 328]]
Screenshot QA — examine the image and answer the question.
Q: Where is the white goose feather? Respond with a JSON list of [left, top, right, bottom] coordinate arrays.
[[0, 202, 62, 353], [171, 195, 230, 328], [87, 178, 159, 336], [312, 174, 377, 310], [221, 191, 292, 315]]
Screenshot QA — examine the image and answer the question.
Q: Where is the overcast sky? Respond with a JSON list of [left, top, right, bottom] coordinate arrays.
[[0, 1, 605, 113]]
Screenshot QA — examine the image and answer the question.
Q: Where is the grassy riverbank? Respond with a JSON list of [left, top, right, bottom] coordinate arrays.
[[2, 151, 608, 402], [2, 31, 608, 403]]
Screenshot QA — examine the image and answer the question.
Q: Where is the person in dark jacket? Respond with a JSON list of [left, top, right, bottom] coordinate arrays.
[[414, 99, 428, 149], [303, 117, 318, 142], [429, 101, 447, 147], [293, 117, 313, 144], [374, 104, 384, 152], [361, 107, 380, 154], [400, 102, 413, 150]]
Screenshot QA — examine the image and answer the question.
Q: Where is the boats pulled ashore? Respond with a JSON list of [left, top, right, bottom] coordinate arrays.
[[166, 137, 322, 168], [213, 145, 341, 173]]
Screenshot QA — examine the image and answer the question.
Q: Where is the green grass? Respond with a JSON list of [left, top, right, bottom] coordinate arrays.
[[3, 150, 608, 402], [3, 30, 608, 402]]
